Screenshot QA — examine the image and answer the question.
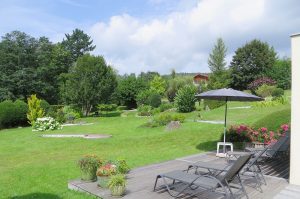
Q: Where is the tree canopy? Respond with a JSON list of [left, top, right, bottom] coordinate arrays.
[[229, 39, 277, 90], [60, 54, 117, 116], [61, 28, 96, 63]]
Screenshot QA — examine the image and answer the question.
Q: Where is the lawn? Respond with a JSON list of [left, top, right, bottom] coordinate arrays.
[[0, 101, 290, 198]]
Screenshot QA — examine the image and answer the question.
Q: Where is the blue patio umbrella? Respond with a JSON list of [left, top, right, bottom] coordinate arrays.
[[195, 88, 263, 154]]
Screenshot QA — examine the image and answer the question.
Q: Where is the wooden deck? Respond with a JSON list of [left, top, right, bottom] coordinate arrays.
[[69, 152, 290, 199]]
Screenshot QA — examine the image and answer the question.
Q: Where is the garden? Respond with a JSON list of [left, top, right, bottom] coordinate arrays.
[[0, 30, 291, 198]]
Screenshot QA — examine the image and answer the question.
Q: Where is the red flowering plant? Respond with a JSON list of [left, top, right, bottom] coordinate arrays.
[[224, 124, 290, 146], [96, 161, 117, 177]]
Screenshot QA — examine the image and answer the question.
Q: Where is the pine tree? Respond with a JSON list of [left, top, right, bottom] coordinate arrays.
[[208, 38, 227, 73]]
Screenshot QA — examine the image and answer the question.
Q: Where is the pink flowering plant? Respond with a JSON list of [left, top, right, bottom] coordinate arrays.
[[224, 124, 289, 145]]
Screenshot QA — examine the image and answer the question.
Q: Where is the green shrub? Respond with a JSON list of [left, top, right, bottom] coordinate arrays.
[[14, 100, 28, 126], [148, 93, 161, 108], [116, 159, 130, 174], [40, 100, 50, 113], [47, 106, 65, 123], [63, 106, 81, 121], [99, 111, 122, 117], [150, 108, 161, 115], [0, 100, 15, 128], [137, 105, 152, 116], [27, 94, 45, 126], [136, 90, 161, 108], [159, 103, 174, 112], [203, 100, 225, 110], [254, 96, 289, 107], [255, 84, 277, 98], [98, 104, 118, 112], [175, 85, 197, 113], [152, 113, 185, 126], [117, 106, 127, 111], [272, 88, 284, 98]]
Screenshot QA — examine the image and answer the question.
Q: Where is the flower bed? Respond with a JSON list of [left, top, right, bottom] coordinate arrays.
[[222, 124, 289, 148]]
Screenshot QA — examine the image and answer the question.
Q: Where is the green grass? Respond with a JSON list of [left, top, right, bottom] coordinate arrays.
[[0, 98, 291, 198]]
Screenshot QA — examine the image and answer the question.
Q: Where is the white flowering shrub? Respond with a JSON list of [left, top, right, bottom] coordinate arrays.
[[33, 117, 62, 131]]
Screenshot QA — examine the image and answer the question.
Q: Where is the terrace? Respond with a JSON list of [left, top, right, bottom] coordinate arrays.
[[69, 151, 292, 198]]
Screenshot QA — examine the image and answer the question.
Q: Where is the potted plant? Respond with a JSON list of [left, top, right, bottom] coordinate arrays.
[[108, 174, 126, 197], [116, 159, 130, 175], [78, 155, 101, 182], [96, 162, 117, 188]]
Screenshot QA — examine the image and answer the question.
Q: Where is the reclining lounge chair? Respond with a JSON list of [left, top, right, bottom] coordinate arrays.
[[154, 154, 251, 199]]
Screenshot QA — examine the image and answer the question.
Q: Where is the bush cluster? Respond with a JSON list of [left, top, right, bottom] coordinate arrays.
[[97, 104, 122, 117], [203, 100, 225, 110], [248, 77, 276, 91], [0, 100, 28, 129], [175, 85, 196, 113], [136, 90, 161, 108], [137, 105, 152, 116], [148, 113, 185, 127], [255, 84, 277, 98]]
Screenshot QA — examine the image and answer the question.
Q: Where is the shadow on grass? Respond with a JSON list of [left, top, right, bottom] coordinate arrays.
[[196, 140, 218, 152], [10, 193, 62, 199]]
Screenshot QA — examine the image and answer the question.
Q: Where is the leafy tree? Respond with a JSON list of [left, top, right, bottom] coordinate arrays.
[[150, 75, 166, 96], [166, 77, 193, 102], [136, 90, 161, 108], [138, 71, 159, 86], [230, 39, 277, 90], [27, 94, 45, 126], [266, 58, 291, 89], [207, 38, 230, 90], [175, 85, 197, 113], [61, 54, 117, 116], [61, 29, 96, 62], [115, 75, 147, 108]]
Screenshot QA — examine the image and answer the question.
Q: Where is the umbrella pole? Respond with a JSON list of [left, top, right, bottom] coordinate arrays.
[[223, 98, 228, 153]]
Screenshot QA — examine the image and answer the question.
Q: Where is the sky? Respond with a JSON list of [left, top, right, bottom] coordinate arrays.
[[0, 0, 300, 74]]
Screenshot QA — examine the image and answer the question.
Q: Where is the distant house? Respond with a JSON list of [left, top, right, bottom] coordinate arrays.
[[193, 74, 209, 84]]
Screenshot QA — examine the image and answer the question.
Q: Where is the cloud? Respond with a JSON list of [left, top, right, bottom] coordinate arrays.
[[89, 0, 300, 74]]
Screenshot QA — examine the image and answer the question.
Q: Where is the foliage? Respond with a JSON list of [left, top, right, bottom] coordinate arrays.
[[207, 70, 231, 90], [248, 77, 276, 92], [203, 100, 225, 110], [148, 93, 161, 108], [117, 106, 127, 111], [138, 71, 160, 86], [0, 31, 72, 104], [266, 58, 291, 89], [108, 174, 126, 188], [115, 75, 147, 108], [78, 155, 101, 181], [230, 39, 277, 90], [272, 88, 284, 98], [32, 117, 62, 131], [63, 106, 81, 121], [137, 105, 152, 116], [98, 104, 118, 112], [150, 75, 166, 96], [166, 77, 193, 102], [0, 100, 15, 128], [159, 103, 174, 112], [99, 111, 122, 117], [27, 94, 45, 126], [255, 84, 277, 98], [150, 113, 185, 127], [222, 124, 289, 144], [208, 38, 227, 73], [175, 85, 197, 113], [13, 99, 29, 126], [137, 90, 161, 108], [97, 163, 117, 177], [61, 28, 96, 62], [116, 159, 130, 174], [254, 96, 289, 107], [40, 100, 50, 113], [61, 54, 117, 116]]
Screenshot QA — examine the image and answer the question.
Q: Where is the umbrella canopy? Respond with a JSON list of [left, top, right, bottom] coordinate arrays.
[[195, 88, 263, 155], [195, 88, 263, 102]]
